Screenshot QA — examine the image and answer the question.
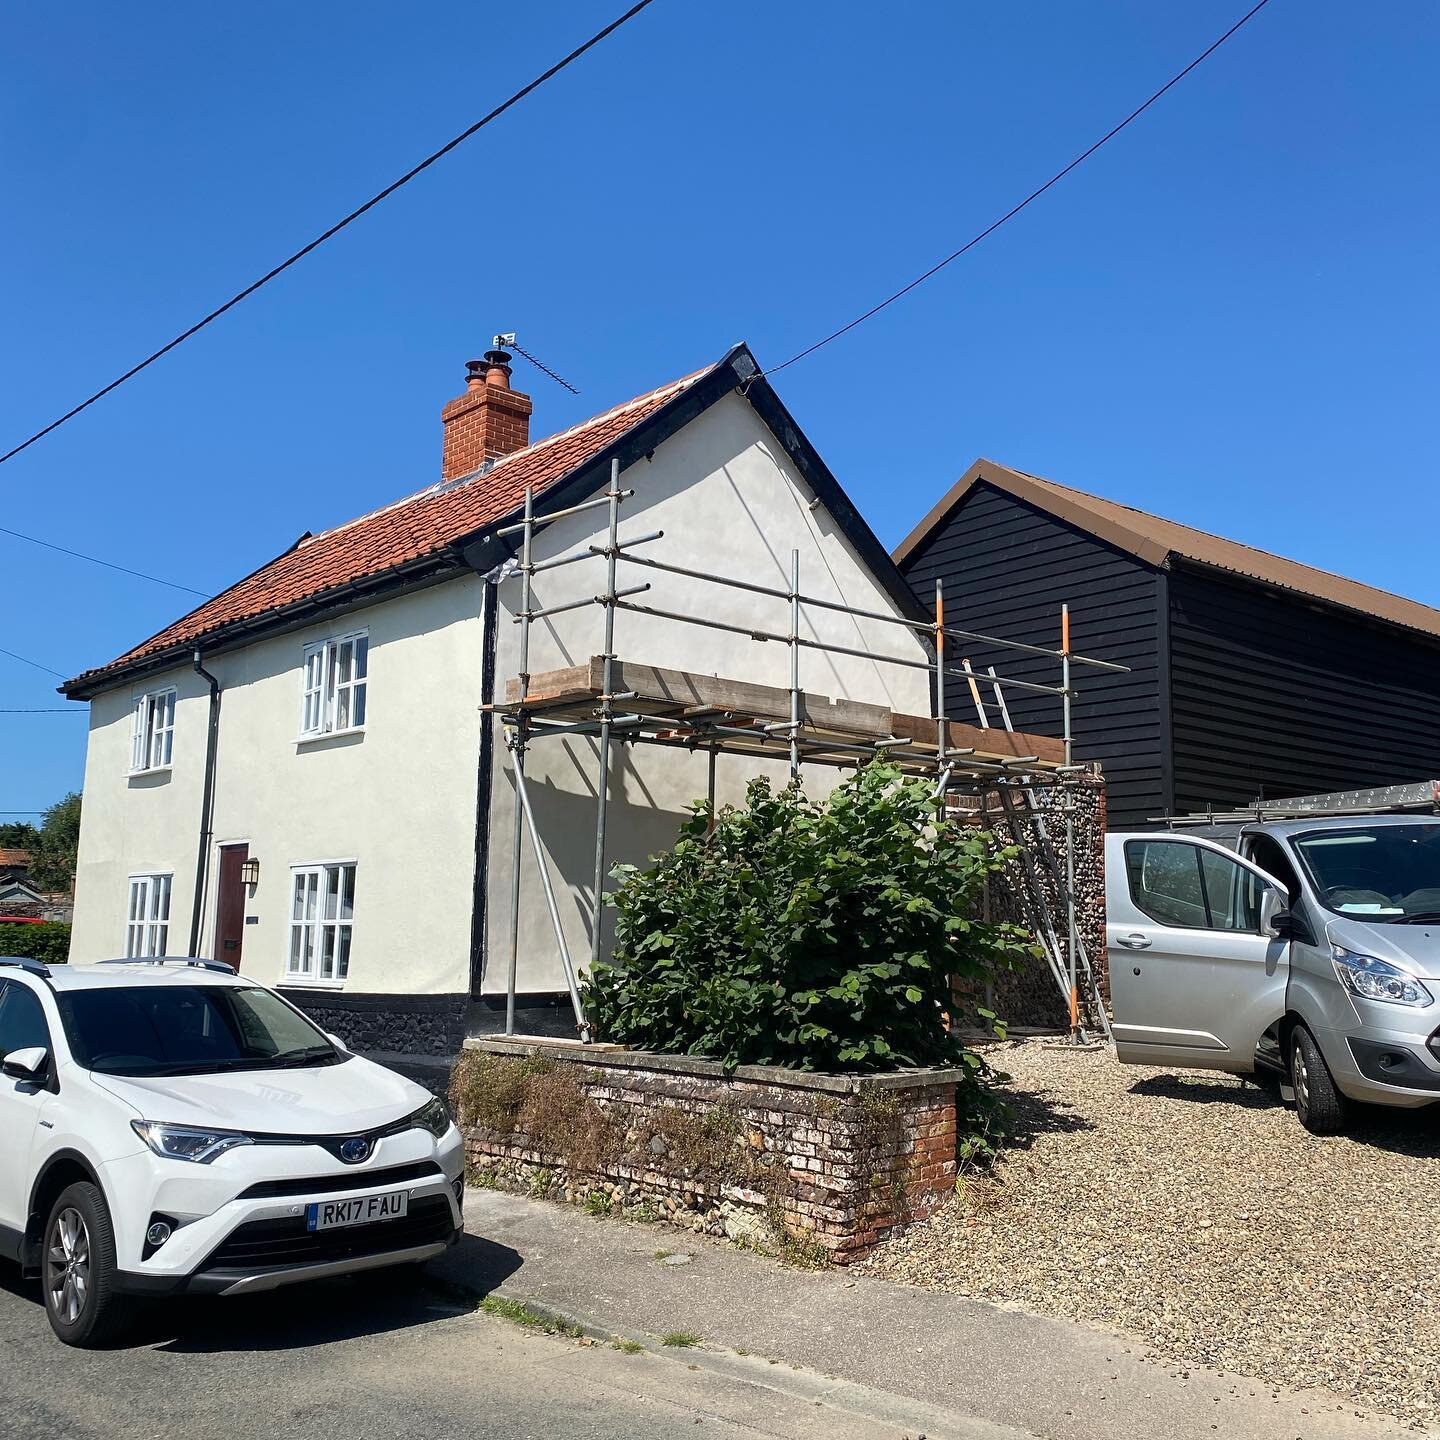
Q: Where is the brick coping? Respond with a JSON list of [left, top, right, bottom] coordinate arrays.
[[463, 1036, 967, 1095]]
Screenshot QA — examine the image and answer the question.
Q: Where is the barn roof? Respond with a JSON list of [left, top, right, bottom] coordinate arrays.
[[895, 458, 1440, 642]]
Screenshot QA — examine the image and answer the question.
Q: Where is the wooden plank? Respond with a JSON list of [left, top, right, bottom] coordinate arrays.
[[889, 711, 1066, 765], [501, 658, 891, 736], [503, 658, 602, 708]]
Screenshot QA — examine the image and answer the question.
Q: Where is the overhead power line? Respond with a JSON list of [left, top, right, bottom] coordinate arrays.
[[763, 0, 1274, 379], [0, 523, 209, 596], [0, 647, 69, 680], [0, 708, 80, 714], [0, 0, 658, 469]]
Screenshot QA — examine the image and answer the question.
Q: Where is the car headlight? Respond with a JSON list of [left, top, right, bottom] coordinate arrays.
[[131, 1120, 255, 1164], [1331, 946, 1434, 1008], [410, 1096, 452, 1138]]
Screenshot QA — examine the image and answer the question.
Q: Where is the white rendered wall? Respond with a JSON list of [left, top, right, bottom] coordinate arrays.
[[70, 580, 486, 997]]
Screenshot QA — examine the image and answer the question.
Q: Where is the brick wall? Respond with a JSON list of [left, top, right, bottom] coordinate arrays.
[[452, 1039, 961, 1264]]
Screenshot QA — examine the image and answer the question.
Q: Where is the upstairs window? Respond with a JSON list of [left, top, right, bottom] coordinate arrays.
[[130, 688, 175, 773], [287, 863, 356, 983], [126, 873, 172, 957], [300, 632, 368, 738]]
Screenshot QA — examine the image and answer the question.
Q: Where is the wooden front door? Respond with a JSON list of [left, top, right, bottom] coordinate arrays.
[[215, 844, 249, 970]]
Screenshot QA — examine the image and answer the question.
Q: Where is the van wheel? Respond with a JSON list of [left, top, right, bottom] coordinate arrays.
[[1290, 1025, 1347, 1135], [42, 1182, 130, 1347]]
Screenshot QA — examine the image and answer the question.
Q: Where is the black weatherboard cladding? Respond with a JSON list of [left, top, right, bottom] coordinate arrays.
[[1167, 563, 1440, 814], [899, 483, 1165, 827]]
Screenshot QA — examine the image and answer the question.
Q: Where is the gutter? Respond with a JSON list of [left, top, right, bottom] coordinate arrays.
[[188, 651, 222, 956]]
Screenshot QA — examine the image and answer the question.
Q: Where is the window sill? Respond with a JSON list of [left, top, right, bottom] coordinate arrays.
[[127, 766, 172, 782], [279, 976, 348, 990], [295, 728, 366, 750]]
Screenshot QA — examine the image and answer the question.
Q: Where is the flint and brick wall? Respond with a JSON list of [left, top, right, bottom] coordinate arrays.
[[954, 771, 1108, 1030], [454, 1039, 960, 1264]]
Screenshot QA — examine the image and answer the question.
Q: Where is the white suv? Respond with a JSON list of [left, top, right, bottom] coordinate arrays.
[[0, 956, 464, 1346]]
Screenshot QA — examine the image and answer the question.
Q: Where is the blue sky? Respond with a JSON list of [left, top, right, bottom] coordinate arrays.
[[2, 1, 1437, 815]]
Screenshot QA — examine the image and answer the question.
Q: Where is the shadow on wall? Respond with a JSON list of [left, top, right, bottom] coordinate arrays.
[[509, 744, 698, 963]]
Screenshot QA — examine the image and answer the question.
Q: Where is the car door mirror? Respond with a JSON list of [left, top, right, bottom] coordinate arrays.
[[1260, 888, 1292, 939], [1, 1046, 49, 1083]]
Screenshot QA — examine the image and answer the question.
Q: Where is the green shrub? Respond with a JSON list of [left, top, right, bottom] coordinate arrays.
[[583, 760, 1035, 1075], [0, 921, 71, 966]]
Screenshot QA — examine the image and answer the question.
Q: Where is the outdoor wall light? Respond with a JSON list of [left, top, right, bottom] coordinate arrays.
[[239, 858, 260, 888]]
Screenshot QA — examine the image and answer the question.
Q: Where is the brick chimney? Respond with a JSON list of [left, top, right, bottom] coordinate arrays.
[[440, 347, 533, 480]]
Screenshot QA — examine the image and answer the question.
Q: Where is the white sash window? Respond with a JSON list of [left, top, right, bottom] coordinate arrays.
[[299, 633, 368, 738], [129, 689, 175, 773], [287, 863, 356, 983], [125, 874, 172, 957]]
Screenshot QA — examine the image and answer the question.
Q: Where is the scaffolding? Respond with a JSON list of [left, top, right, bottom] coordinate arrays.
[[488, 467, 1128, 1043]]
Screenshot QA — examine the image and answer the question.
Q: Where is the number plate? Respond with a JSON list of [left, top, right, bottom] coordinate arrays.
[[306, 1191, 409, 1232]]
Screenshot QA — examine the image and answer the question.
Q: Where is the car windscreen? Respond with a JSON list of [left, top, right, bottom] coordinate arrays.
[[57, 984, 344, 1076], [1291, 823, 1440, 923]]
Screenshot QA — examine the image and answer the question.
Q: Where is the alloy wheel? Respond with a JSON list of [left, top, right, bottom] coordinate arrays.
[[46, 1207, 91, 1326], [1293, 1045, 1311, 1121]]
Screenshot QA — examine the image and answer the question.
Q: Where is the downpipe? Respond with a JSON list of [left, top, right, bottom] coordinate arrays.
[[187, 650, 222, 956]]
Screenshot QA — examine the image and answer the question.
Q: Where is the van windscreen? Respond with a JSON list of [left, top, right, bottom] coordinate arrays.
[[1291, 824, 1440, 923]]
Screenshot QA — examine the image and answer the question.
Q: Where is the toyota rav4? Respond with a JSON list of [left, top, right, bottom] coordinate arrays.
[[0, 956, 464, 1346]]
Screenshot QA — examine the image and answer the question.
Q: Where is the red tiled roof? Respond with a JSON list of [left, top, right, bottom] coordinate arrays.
[[66, 365, 710, 692], [0, 849, 32, 868]]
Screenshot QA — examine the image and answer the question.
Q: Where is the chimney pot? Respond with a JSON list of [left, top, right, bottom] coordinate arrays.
[[482, 348, 513, 389], [441, 346, 532, 480]]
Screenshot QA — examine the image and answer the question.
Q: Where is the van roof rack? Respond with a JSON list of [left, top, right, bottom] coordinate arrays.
[[0, 957, 52, 979], [97, 957, 236, 975], [1155, 780, 1440, 828]]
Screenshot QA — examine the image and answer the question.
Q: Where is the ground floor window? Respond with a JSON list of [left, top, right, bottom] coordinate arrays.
[[287, 863, 356, 982], [126, 874, 172, 957]]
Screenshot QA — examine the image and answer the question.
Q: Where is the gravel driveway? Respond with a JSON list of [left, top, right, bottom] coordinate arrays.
[[863, 1039, 1440, 1430]]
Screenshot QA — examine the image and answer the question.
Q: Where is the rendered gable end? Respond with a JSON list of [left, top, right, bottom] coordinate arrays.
[[480, 391, 932, 1004]]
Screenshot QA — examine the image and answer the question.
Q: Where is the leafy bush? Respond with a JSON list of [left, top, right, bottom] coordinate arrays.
[[583, 761, 1035, 1075], [0, 921, 71, 966]]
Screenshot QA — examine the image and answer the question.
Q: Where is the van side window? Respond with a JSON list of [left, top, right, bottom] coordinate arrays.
[[1125, 840, 1261, 933], [1244, 834, 1301, 903]]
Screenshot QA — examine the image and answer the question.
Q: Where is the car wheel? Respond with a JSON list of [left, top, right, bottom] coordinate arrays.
[[1290, 1025, 1348, 1135], [42, 1182, 129, 1347]]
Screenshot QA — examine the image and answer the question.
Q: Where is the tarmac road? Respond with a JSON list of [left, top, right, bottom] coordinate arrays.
[[0, 1248, 1003, 1440]]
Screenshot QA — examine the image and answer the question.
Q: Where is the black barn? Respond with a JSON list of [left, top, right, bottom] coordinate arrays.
[[895, 460, 1440, 828]]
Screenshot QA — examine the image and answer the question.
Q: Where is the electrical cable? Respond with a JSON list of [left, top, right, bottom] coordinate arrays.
[[0, 0, 657, 468], [761, 0, 1273, 379], [0, 523, 209, 596], [0, 647, 69, 680]]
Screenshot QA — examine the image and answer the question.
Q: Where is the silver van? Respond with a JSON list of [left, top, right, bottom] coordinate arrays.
[[1107, 812, 1440, 1133]]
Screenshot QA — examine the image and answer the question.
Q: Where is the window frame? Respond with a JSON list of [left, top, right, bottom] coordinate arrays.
[[129, 687, 176, 774], [285, 860, 357, 987], [1123, 838, 1263, 935], [125, 873, 173, 958], [297, 631, 368, 741]]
